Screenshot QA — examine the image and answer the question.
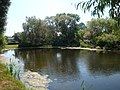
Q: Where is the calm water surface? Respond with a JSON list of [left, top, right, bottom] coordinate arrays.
[[2, 49, 120, 90]]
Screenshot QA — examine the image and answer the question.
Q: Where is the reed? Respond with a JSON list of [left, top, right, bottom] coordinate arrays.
[[7, 59, 21, 80]]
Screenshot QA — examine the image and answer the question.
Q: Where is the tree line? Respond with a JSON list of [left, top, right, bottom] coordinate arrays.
[[0, 0, 119, 50], [14, 14, 80, 47], [0, 0, 11, 50], [14, 13, 120, 50]]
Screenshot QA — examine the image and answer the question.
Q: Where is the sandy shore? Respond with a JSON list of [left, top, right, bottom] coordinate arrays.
[[18, 46, 104, 51], [59, 47, 103, 51]]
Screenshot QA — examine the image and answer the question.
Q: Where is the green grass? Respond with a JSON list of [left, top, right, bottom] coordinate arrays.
[[4, 45, 18, 49], [0, 63, 26, 90]]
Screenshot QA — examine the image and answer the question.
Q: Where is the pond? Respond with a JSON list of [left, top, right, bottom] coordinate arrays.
[[1, 48, 120, 90]]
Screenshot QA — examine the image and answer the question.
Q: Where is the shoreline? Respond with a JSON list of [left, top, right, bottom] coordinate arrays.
[[0, 54, 52, 90], [0, 61, 26, 90], [1, 45, 120, 53], [0, 47, 103, 90], [59, 47, 103, 51], [1, 47, 104, 54]]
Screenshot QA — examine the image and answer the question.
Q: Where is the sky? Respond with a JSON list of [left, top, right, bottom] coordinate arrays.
[[6, 0, 109, 36]]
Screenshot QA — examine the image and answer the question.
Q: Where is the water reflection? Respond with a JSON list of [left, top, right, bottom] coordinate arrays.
[[3, 49, 120, 90], [14, 49, 81, 81], [86, 52, 120, 76]]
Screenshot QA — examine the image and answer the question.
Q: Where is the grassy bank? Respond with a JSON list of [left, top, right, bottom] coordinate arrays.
[[0, 63, 26, 90], [0, 45, 18, 52], [4, 45, 18, 49]]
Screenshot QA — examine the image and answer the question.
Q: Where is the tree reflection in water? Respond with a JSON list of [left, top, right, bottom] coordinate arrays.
[[9, 49, 120, 90]]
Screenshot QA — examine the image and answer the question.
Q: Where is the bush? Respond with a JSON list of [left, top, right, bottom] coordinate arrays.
[[96, 46, 101, 49], [80, 41, 94, 48]]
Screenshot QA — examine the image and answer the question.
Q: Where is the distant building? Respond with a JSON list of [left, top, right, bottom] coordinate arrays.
[[6, 36, 18, 45]]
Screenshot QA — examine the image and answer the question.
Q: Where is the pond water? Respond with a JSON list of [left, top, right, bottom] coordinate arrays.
[[2, 49, 120, 90]]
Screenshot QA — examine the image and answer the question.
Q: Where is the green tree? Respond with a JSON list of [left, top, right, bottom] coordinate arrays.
[[20, 16, 50, 47], [77, 0, 120, 25], [78, 18, 119, 49], [45, 13, 80, 46], [0, 34, 6, 49], [79, 22, 87, 30], [87, 18, 117, 36], [0, 0, 11, 49], [87, 18, 117, 44], [96, 34, 118, 49], [44, 16, 56, 45], [13, 32, 22, 43]]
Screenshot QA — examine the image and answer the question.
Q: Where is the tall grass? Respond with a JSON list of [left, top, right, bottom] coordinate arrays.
[[5, 45, 18, 49], [0, 62, 26, 90], [7, 59, 20, 80]]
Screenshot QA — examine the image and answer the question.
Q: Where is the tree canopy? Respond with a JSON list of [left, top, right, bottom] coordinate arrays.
[[45, 13, 80, 46], [16, 14, 81, 47], [0, 0, 11, 49], [77, 0, 120, 25], [13, 15, 120, 50], [77, 18, 120, 49], [19, 17, 51, 47]]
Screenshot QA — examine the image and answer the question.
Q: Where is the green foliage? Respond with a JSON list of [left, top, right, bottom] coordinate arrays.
[[0, 34, 6, 50], [13, 32, 22, 43], [0, 63, 26, 90], [112, 27, 120, 40], [80, 41, 94, 48], [45, 13, 80, 46], [0, 0, 11, 49], [77, 18, 120, 50], [16, 14, 120, 50], [0, 0, 11, 34], [19, 13, 81, 47], [96, 46, 101, 49], [77, 0, 120, 25], [7, 59, 20, 80], [79, 22, 87, 30], [96, 34, 118, 49], [20, 16, 51, 47], [87, 18, 117, 35]]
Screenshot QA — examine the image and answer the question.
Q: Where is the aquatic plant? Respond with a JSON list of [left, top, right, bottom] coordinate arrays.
[[81, 81, 85, 90], [81, 80, 92, 90]]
